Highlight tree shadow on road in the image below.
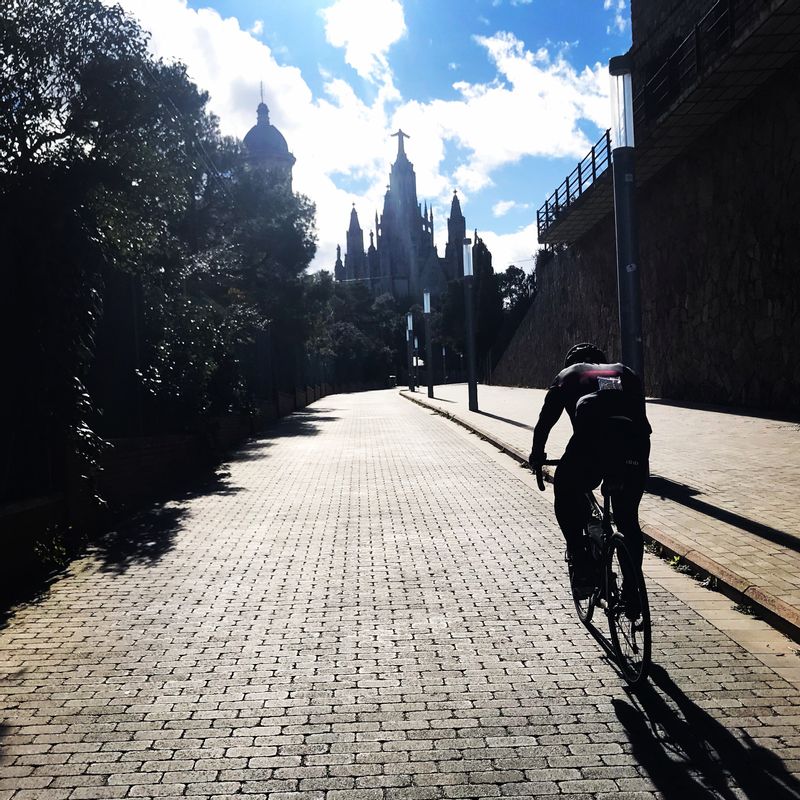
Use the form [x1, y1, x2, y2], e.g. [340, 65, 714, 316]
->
[0, 468, 243, 627]
[614, 662, 800, 799]
[227, 408, 340, 462]
[0, 407, 338, 624]
[0, 722, 11, 767]
[90, 468, 245, 575]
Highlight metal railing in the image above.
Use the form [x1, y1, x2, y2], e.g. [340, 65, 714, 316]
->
[536, 0, 772, 241]
[536, 130, 612, 241]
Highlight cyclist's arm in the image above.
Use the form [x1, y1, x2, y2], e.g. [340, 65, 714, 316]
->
[531, 384, 565, 461]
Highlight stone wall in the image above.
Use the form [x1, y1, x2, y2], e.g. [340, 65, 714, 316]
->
[632, 0, 713, 81]
[493, 55, 800, 416]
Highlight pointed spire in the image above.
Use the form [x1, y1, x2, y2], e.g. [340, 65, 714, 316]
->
[423, 200, 428, 216]
[369, 230, 375, 248]
[450, 189, 463, 218]
[336, 243, 341, 260]
[349, 203, 361, 231]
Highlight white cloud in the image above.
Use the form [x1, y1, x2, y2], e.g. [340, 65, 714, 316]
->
[249, 19, 263, 36]
[492, 199, 530, 217]
[604, 0, 629, 34]
[320, 0, 406, 84]
[409, 32, 609, 193]
[109, 2, 607, 274]
[479, 220, 540, 272]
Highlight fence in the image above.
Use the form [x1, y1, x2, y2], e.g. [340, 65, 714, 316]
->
[536, 130, 612, 241]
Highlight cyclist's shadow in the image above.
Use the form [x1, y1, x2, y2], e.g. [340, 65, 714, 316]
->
[614, 662, 800, 799]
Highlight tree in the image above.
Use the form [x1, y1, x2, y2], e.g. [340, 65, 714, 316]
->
[498, 265, 534, 311]
[1, 0, 218, 501]
[1, 0, 323, 503]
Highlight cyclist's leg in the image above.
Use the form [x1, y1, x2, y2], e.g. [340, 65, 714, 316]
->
[610, 437, 650, 569]
[609, 437, 650, 618]
[554, 439, 601, 582]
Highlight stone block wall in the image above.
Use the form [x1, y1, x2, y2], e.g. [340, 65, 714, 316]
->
[493, 56, 800, 416]
[632, 0, 712, 81]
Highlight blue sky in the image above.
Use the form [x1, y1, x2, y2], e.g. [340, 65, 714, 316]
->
[117, 0, 631, 271]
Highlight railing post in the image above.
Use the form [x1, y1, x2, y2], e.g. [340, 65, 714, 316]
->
[578, 161, 583, 193]
[591, 144, 597, 181]
[565, 174, 571, 204]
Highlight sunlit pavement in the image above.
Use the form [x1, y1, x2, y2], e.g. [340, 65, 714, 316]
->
[404, 382, 800, 650]
[1, 389, 800, 799]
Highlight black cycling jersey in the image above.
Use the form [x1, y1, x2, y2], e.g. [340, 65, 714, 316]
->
[531, 362, 651, 459]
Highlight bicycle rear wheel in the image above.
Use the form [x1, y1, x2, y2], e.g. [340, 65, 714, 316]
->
[605, 533, 651, 686]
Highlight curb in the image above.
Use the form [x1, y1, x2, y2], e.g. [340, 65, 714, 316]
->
[401, 389, 800, 643]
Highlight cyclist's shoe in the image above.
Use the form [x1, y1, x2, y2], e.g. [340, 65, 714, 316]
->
[621, 583, 642, 620]
[568, 548, 594, 600]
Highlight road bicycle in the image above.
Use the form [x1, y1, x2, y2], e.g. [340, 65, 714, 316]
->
[536, 459, 652, 687]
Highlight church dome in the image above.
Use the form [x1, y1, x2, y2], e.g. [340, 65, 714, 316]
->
[243, 102, 292, 160]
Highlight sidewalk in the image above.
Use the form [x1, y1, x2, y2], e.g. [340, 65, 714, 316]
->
[402, 383, 800, 637]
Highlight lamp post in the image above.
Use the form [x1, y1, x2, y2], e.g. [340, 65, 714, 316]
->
[423, 290, 434, 398]
[414, 336, 419, 387]
[406, 311, 415, 391]
[610, 54, 644, 380]
[442, 345, 447, 384]
[462, 238, 479, 412]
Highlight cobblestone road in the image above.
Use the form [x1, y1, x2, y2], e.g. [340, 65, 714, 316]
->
[405, 384, 800, 632]
[2, 390, 800, 799]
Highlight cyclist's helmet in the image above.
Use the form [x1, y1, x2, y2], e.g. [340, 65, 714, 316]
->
[564, 342, 607, 368]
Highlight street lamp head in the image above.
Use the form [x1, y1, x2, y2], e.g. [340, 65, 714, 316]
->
[423, 290, 431, 314]
[406, 311, 413, 331]
[462, 238, 473, 277]
[608, 53, 632, 76]
[609, 53, 634, 149]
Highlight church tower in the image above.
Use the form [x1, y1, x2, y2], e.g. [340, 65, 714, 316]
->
[334, 245, 345, 282]
[445, 191, 466, 278]
[243, 94, 296, 188]
[334, 130, 489, 300]
[345, 206, 367, 280]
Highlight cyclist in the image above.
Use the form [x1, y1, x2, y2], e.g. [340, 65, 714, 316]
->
[528, 343, 651, 599]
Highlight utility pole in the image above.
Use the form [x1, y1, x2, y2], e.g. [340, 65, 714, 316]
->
[462, 239, 479, 412]
[406, 311, 415, 391]
[424, 290, 434, 399]
[610, 54, 644, 379]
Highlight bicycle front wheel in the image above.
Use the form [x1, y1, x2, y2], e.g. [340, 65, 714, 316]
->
[569, 556, 596, 625]
[605, 533, 651, 687]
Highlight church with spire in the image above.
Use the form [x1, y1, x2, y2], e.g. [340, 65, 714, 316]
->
[242, 86, 296, 189]
[334, 130, 483, 300]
